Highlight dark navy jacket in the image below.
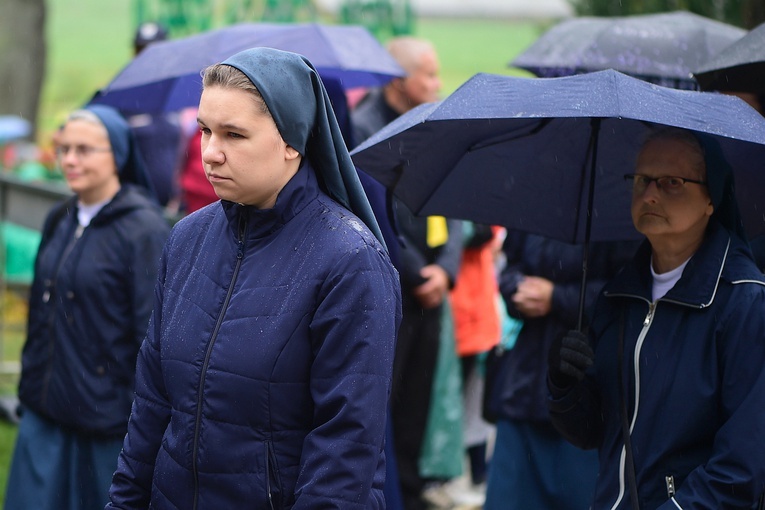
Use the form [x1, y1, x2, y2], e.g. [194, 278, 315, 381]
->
[20, 185, 169, 437]
[550, 223, 765, 509]
[487, 232, 634, 423]
[108, 164, 402, 509]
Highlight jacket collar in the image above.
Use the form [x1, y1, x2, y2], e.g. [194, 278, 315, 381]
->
[604, 222, 749, 307]
[68, 184, 157, 227]
[222, 160, 319, 240]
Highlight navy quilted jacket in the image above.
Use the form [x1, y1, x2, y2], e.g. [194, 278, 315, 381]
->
[107, 164, 402, 509]
[550, 223, 765, 509]
[20, 185, 169, 437]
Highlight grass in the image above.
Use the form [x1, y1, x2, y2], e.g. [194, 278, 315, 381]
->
[6, 0, 551, 504]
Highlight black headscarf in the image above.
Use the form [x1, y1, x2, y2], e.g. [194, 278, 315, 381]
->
[85, 104, 156, 197]
[221, 47, 385, 246]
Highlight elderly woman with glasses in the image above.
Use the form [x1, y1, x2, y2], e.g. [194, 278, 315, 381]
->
[3, 105, 170, 510]
[547, 127, 765, 509]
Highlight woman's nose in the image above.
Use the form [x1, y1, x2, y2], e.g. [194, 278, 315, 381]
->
[202, 137, 224, 165]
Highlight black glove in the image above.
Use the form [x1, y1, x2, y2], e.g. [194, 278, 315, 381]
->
[548, 330, 594, 389]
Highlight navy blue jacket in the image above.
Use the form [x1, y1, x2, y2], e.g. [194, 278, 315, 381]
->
[550, 223, 765, 509]
[19, 185, 169, 437]
[487, 232, 634, 423]
[107, 164, 402, 509]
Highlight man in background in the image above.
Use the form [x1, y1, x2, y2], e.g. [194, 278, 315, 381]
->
[352, 36, 463, 510]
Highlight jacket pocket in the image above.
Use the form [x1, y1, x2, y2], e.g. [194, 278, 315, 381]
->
[265, 440, 283, 510]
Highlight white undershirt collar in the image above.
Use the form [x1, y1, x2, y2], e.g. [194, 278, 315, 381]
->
[651, 257, 691, 301]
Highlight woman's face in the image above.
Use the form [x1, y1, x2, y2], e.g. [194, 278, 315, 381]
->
[631, 137, 714, 249]
[197, 86, 301, 208]
[57, 119, 120, 204]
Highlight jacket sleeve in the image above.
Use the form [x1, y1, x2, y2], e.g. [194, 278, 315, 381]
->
[292, 244, 402, 510]
[657, 289, 765, 509]
[498, 231, 526, 319]
[550, 240, 633, 327]
[107, 253, 172, 509]
[128, 215, 170, 346]
[549, 276, 608, 327]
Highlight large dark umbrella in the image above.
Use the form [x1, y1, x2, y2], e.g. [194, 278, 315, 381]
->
[511, 11, 746, 89]
[693, 21, 765, 93]
[350, 70, 765, 326]
[89, 22, 404, 114]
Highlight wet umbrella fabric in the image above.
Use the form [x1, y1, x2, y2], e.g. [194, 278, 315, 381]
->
[693, 21, 765, 93]
[350, 69, 765, 327]
[88, 22, 404, 114]
[511, 11, 746, 89]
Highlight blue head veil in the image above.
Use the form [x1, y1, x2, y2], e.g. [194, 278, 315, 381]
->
[84, 104, 156, 197]
[221, 47, 385, 246]
[694, 132, 747, 242]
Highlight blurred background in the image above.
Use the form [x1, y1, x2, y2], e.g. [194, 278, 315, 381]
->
[1, 0, 764, 502]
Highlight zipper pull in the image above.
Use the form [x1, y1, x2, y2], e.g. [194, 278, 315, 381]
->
[665, 475, 676, 498]
[74, 224, 84, 239]
[643, 302, 655, 327]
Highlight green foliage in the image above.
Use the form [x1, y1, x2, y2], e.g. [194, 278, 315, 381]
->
[340, 0, 415, 39]
[134, 0, 321, 36]
[568, 0, 762, 28]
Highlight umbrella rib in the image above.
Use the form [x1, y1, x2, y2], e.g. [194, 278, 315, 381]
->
[468, 119, 553, 152]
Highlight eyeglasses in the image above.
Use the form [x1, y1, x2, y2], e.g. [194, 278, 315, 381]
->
[623, 174, 707, 196]
[55, 144, 112, 160]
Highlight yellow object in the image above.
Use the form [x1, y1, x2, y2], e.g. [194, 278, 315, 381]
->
[426, 216, 448, 248]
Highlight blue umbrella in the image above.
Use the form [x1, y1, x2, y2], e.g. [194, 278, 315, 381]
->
[89, 22, 404, 114]
[350, 70, 765, 327]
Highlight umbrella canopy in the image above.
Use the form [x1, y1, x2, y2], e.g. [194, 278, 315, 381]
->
[693, 21, 765, 93]
[89, 22, 404, 114]
[350, 69, 765, 245]
[511, 11, 746, 89]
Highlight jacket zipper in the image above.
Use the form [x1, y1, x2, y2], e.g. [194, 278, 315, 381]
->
[265, 440, 280, 510]
[40, 223, 85, 408]
[191, 218, 246, 510]
[611, 300, 655, 510]
[666, 475, 683, 509]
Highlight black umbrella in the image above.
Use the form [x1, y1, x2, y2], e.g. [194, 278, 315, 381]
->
[693, 21, 765, 93]
[350, 70, 765, 327]
[511, 11, 746, 90]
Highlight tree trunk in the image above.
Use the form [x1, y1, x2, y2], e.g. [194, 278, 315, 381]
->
[0, 0, 46, 137]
